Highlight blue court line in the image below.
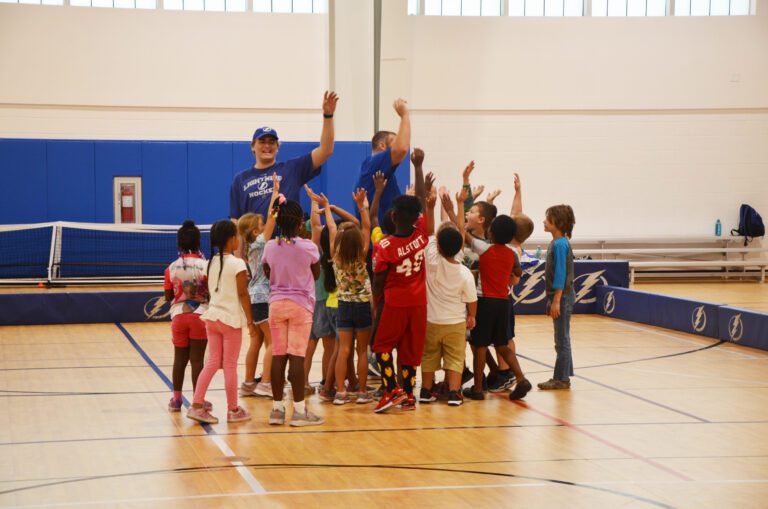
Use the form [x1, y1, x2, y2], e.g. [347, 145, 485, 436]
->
[114, 323, 203, 425]
[518, 353, 710, 423]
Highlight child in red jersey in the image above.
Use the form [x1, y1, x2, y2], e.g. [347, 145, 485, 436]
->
[371, 148, 433, 413]
[466, 215, 533, 401]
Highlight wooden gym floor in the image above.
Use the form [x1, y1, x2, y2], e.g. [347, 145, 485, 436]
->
[0, 283, 766, 508]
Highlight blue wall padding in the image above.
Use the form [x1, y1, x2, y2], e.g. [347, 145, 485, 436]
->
[512, 261, 629, 315]
[47, 141, 96, 222]
[597, 285, 721, 339]
[0, 139, 389, 226]
[718, 306, 768, 350]
[141, 142, 189, 224]
[0, 139, 48, 223]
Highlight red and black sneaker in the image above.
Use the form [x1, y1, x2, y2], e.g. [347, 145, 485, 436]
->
[374, 387, 407, 413]
[399, 395, 416, 411]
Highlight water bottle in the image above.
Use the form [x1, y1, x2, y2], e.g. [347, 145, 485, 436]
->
[715, 219, 722, 237]
[535, 246, 542, 260]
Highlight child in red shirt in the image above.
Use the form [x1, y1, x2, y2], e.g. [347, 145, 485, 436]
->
[371, 148, 433, 413]
[467, 215, 532, 401]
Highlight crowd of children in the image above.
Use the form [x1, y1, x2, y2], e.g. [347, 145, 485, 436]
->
[164, 148, 577, 426]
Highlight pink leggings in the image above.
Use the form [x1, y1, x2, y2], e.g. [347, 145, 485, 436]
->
[193, 320, 242, 410]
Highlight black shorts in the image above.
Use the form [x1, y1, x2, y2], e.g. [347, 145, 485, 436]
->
[507, 295, 516, 339]
[251, 303, 269, 324]
[470, 297, 510, 348]
[336, 301, 373, 331]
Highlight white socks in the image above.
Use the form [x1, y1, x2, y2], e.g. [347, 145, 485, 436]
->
[293, 400, 306, 414]
[272, 400, 284, 411]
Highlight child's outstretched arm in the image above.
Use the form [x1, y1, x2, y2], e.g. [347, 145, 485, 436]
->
[353, 188, 371, 255]
[511, 173, 522, 217]
[411, 147, 426, 210]
[440, 191, 457, 226]
[310, 194, 322, 249]
[425, 185, 437, 236]
[370, 171, 386, 230]
[262, 172, 280, 241]
[456, 187, 468, 240]
[462, 161, 476, 213]
[305, 185, 336, 254]
[329, 204, 360, 226]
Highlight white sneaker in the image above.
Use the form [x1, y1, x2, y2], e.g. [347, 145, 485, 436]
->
[255, 382, 273, 398]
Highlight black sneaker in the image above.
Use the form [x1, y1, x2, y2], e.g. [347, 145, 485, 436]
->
[461, 367, 474, 386]
[418, 387, 436, 403]
[462, 386, 485, 400]
[509, 379, 532, 400]
[448, 391, 463, 406]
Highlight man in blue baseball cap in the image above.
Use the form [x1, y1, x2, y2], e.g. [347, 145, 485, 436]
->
[230, 91, 339, 220]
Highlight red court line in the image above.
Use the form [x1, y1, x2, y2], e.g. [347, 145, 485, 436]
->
[498, 395, 693, 482]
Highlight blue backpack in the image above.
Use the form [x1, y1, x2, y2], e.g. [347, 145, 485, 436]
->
[731, 204, 765, 245]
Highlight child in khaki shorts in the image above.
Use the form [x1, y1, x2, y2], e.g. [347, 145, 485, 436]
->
[420, 192, 478, 406]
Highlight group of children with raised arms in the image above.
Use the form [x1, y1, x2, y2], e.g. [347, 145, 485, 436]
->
[164, 151, 577, 425]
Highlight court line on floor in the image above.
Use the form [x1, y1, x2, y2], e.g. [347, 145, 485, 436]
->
[500, 396, 693, 482]
[5, 417, 768, 448]
[518, 353, 710, 423]
[0, 462, 677, 509]
[611, 320, 766, 360]
[114, 322, 265, 494]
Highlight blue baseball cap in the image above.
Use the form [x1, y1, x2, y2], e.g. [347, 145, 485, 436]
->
[252, 126, 279, 142]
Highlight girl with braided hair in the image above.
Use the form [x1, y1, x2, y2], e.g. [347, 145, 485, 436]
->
[187, 220, 257, 425]
[262, 197, 324, 426]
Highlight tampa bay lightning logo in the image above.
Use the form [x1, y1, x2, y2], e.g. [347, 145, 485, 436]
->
[573, 270, 608, 304]
[603, 290, 616, 315]
[258, 180, 270, 191]
[144, 296, 171, 320]
[511, 266, 546, 305]
[728, 314, 744, 342]
[691, 306, 707, 333]
[512, 269, 609, 305]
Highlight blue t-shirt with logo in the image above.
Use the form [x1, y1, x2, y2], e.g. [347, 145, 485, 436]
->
[229, 153, 320, 219]
[354, 148, 401, 227]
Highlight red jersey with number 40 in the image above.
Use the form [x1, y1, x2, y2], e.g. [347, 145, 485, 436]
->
[373, 215, 429, 307]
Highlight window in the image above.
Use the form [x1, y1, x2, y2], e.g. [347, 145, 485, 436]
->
[0, 0, 64, 4]
[675, 0, 750, 14]
[69, 0, 156, 7]
[252, 0, 327, 12]
[422, 0, 503, 15]
[509, 0, 583, 15]
[592, 0, 667, 15]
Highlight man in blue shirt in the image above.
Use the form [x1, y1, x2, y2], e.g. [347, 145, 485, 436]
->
[354, 98, 411, 227]
[230, 91, 339, 220]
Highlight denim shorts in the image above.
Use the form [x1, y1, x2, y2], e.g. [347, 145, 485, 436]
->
[311, 299, 338, 339]
[336, 300, 373, 331]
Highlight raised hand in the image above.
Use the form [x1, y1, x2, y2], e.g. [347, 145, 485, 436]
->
[411, 147, 424, 167]
[514, 172, 521, 193]
[424, 171, 436, 195]
[462, 161, 475, 185]
[456, 186, 469, 204]
[322, 91, 339, 116]
[405, 184, 415, 196]
[486, 189, 501, 204]
[426, 186, 438, 209]
[373, 171, 388, 193]
[353, 188, 368, 210]
[304, 184, 329, 207]
[271, 172, 280, 198]
[472, 185, 485, 200]
[440, 191, 454, 214]
[393, 98, 409, 117]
